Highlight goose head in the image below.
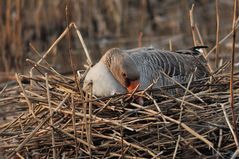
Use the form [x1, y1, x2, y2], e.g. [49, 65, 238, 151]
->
[102, 48, 140, 93]
[83, 48, 140, 96]
[83, 61, 127, 96]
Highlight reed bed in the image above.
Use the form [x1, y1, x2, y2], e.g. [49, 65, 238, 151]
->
[0, 49, 239, 158]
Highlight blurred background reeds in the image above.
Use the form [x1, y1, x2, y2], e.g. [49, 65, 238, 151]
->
[0, 0, 238, 80]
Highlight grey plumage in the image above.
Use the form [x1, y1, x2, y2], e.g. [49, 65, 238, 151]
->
[124, 47, 210, 90]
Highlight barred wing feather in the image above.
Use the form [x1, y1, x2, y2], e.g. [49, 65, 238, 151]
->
[125, 47, 209, 90]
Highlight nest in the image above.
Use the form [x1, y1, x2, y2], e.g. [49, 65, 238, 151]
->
[0, 59, 239, 159]
[1, 24, 239, 159]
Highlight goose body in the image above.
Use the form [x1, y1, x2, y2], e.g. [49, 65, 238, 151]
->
[83, 47, 210, 96]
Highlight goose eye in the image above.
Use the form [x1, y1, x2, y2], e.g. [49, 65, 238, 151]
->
[122, 72, 127, 78]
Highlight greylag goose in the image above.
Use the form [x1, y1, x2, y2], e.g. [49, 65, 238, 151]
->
[83, 47, 210, 96]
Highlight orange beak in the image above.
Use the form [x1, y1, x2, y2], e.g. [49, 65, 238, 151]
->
[127, 80, 139, 92]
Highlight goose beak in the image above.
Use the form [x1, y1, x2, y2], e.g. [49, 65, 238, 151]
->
[127, 80, 139, 92]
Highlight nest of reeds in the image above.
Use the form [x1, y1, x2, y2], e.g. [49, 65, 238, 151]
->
[1, 23, 239, 159]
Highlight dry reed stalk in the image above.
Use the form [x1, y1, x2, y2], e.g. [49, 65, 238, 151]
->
[125, 84, 140, 101]
[138, 32, 143, 48]
[32, 23, 74, 71]
[15, 0, 22, 71]
[88, 82, 93, 157]
[0, 1, 1, 70]
[72, 23, 92, 66]
[29, 43, 58, 74]
[216, 128, 223, 159]
[231, 148, 239, 159]
[189, 4, 197, 46]
[172, 135, 181, 159]
[3, 0, 12, 73]
[71, 94, 78, 157]
[221, 104, 239, 147]
[5, 0, 11, 45]
[215, 0, 220, 69]
[26, 59, 49, 76]
[120, 120, 124, 159]
[145, 93, 166, 123]
[178, 71, 194, 129]
[230, 0, 239, 145]
[169, 39, 172, 51]
[65, 0, 79, 92]
[65, 11, 83, 154]
[16, 152, 24, 159]
[45, 73, 56, 158]
[0, 84, 8, 95]
[15, 73, 35, 118]
[195, 25, 207, 55]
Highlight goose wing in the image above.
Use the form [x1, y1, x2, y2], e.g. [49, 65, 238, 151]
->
[125, 47, 210, 89]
